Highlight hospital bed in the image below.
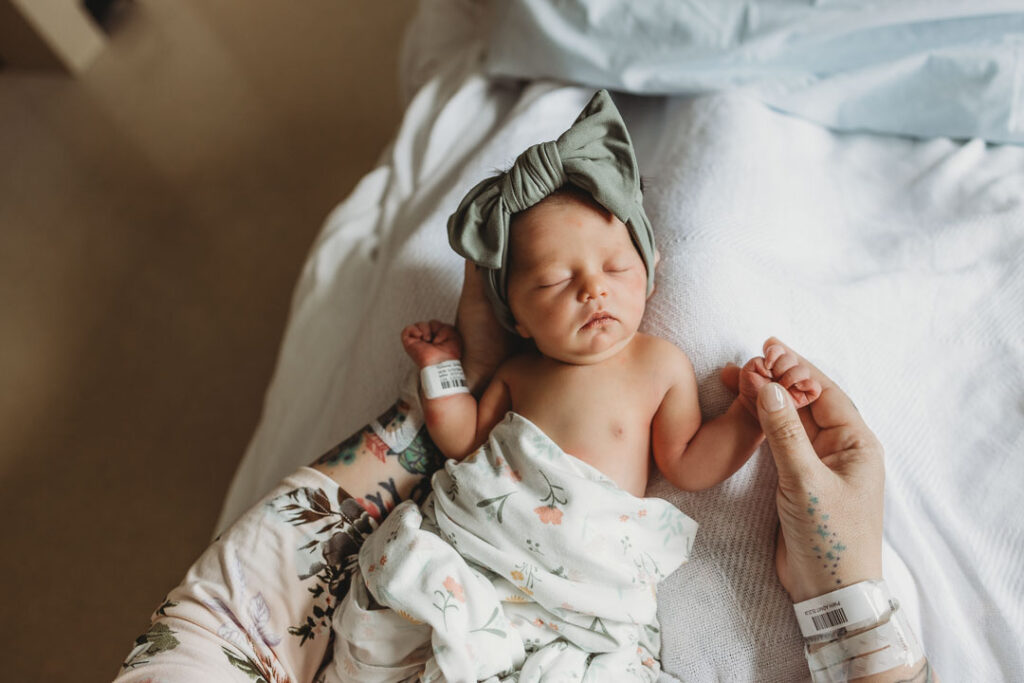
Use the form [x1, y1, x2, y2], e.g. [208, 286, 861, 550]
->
[215, 1, 1024, 680]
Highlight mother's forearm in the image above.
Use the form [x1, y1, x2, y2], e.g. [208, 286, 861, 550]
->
[311, 398, 445, 520]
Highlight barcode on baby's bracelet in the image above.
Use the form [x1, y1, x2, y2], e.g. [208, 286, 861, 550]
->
[811, 607, 848, 631]
[421, 361, 469, 399]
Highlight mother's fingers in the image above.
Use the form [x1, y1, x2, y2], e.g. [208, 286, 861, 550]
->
[757, 382, 825, 485]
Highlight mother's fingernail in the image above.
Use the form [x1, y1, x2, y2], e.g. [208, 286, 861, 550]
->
[763, 383, 787, 412]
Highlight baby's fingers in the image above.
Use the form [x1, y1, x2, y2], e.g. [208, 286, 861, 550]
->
[737, 356, 774, 417]
[417, 320, 437, 341]
[763, 342, 823, 409]
[789, 378, 823, 408]
[771, 360, 821, 409]
[775, 362, 811, 391]
[401, 324, 422, 342]
[763, 343, 787, 372]
[749, 356, 771, 379]
[402, 321, 433, 343]
[429, 320, 451, 344]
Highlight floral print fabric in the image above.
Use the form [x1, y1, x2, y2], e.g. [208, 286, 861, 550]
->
[332, 412, 699, 682]
[114, 467, 375, 683]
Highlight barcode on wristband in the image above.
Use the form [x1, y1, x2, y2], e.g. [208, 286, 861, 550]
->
[421, 361, 471, 399]
[794, 580, 892, 641]
[811, 607, 848, 631]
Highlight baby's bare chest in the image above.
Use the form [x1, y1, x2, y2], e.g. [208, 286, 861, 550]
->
[505, 360, 667, 494]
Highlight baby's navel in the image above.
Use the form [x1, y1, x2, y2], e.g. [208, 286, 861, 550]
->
[611, 422, 626, 439]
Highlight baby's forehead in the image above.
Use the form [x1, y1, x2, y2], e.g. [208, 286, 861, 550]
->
[510, 186, 608, 234]
[506, 185, 643, 266]
[509, 218, 636, 271]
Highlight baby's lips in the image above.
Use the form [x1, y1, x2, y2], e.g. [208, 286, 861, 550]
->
[585, 309, 614, 323]
[581, 311, 615, 329]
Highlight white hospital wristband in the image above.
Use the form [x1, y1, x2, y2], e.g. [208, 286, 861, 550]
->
[794, 579, 895, 643]
[419, 360, 470, 399]
[806, 604, 925, 682]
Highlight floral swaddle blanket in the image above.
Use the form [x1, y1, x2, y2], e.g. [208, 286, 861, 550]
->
[330, 412, 698, 682]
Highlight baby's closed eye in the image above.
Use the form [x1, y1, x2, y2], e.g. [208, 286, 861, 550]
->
[604, 260, 637, 276]
[538, 276, 570, 289]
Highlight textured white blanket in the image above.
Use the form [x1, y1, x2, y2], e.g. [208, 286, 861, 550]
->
[217, 40, 1024, 682]
[637, 91, 1024, 681]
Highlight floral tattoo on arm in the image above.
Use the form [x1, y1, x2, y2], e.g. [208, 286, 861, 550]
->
[313, 399, 445, 518]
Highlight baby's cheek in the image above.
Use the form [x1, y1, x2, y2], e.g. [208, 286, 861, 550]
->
[626, 282, 649, 319]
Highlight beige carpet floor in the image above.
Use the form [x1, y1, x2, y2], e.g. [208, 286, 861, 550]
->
[0, 2, 415, 679]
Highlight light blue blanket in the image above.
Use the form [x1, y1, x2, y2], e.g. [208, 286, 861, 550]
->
[485, 0, 1024, 144]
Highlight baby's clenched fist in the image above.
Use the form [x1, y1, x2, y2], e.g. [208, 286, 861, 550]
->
[737, 341, 822, 418]
[401, 320, 463, 369]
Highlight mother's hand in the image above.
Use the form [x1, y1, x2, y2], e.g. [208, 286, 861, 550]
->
[727, 338, 885, 602]
[454, 261, 517, 395]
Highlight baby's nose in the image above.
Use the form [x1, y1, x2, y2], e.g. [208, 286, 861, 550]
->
[577, 273, 608, 302]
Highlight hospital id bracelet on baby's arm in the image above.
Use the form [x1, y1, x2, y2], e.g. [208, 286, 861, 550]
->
[794, 580, 925, 682]
[420, 360, 470, 399]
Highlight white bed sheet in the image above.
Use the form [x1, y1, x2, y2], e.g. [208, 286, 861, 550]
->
[216, 9, 1024, 682]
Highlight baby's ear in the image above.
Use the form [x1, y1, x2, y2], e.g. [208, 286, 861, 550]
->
[513, 321, 532, 339]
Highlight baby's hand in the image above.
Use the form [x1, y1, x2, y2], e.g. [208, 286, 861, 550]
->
[401, 320, 463, 368]
[737, 341, 822, 417]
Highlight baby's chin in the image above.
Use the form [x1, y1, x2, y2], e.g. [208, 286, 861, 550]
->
[540, 329, 637, 365]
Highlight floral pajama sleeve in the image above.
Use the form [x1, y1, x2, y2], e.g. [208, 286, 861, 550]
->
[114, 467, 375, 683]
[114, 387, 443, 683]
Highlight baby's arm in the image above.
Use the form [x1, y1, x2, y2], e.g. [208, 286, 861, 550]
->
[653, 341, 823, 492]
[652, 342, 765, 492]
[401, 320, 510, 460]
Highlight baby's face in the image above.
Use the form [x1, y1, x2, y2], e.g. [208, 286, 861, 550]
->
[506, 192, 648, 365]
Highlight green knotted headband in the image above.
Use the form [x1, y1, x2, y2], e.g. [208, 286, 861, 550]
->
[447, 89, 656, 333]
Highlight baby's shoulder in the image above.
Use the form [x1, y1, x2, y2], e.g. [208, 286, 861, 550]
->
[631, 334, 695, 391]
[633, 333, 692, 367]
[632, 334, 698, 403]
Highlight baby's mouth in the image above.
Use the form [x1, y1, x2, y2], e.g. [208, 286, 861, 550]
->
[581, 311, 616, 331]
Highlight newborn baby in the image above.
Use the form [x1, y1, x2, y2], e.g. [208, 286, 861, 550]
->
[404, 184, 819, 497]
[333, 90, 821, 682]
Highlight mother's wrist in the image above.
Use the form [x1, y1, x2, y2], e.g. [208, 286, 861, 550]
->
[788, 554, 885, 604]
[794, 580, 926, 682]
[793, 579, 893, 644]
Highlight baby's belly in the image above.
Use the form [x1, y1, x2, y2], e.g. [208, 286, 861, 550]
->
[515, 409, 650, 497]
[576, 446, 650, 497]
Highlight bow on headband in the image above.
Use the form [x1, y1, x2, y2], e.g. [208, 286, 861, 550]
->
[447, 89, 656, 332]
